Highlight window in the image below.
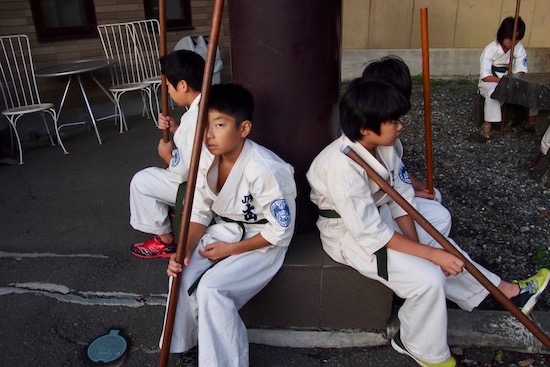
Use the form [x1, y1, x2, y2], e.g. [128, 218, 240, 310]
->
[30, 0, 98, 42]
[144, 0, 193, 30]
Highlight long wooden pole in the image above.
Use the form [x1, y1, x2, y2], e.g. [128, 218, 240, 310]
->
[343, 145, 550, 350]
[500, 0, 521, 135]
[420, 8, 434, 195]
[157, 1, 225, 366]
[159, 0, 169, 144]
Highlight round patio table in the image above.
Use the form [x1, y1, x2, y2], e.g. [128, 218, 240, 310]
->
[36, 58, 117, 147]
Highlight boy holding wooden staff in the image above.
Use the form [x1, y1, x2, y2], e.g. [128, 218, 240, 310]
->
[164, 83, 297, 366]
[129, 50, 208, 259]
[307, 78, 549, 367]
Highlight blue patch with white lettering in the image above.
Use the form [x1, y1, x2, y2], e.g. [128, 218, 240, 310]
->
[171, 149, 180, 167]
[270, 199, 291, 227]
[523, 57, 528, 68]
[399, 162, 412, 184]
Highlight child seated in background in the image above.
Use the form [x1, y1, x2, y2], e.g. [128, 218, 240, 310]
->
[478, 16, 538, 139]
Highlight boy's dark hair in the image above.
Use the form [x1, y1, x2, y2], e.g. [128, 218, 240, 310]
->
[160, 50, 205, 91]
[497, 16, 526, 44]
[361, 56, 412, 101]
[340, 78, 410, 141]
[208, 84, 254, 123]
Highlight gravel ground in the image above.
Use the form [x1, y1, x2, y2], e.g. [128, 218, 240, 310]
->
[400, 78, 550, 311]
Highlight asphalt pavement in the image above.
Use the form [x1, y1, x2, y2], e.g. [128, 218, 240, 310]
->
[1, 113, 550, 367]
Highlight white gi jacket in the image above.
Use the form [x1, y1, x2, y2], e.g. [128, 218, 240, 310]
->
[163, 139, 297, 366]
[192, 139, 297, 249]
[479, 40, 528, 82]
[306, 134, 416, 264]
[167, 94, 201, 184]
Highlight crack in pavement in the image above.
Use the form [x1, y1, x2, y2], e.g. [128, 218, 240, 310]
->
[0, 282, 167, 307]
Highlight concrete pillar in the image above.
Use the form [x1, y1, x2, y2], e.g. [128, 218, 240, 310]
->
[228, 0, 342, 234]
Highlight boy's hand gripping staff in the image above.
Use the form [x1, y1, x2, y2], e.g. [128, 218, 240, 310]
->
[157, 1, 225, 366]
[343, 145, 550, 350]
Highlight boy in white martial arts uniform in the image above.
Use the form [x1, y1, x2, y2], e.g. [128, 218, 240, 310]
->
[361, 56, 450, 237]
[164, 84, 297, 366]
[478, 16, 538, 139]
[130, 50, 206, 259]
[306, 79, 549, 367]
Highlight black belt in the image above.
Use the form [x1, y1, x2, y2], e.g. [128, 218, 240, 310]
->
[219, 216, 268, 241]
[187, 216, 268, 295]
[317, 207, 388, 281]
[492, 65, 508, 77]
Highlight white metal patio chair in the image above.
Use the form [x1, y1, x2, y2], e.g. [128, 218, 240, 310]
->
[0, 34, 62, 165]
[129, 19, 161, 124]
[97, 23, 150, 133]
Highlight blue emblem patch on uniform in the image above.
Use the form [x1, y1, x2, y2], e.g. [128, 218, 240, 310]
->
[171, 149, 180, 167]
[270, 199, 291, 227]
[523, 57, 528, 67]
[399, 162, 412, 184]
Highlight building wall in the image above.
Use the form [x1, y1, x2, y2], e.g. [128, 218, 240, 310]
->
[1, 0, 550, 107]
[341, 0, 550, 80]
[343, 0, 550, 49]
[0, 0, 231, 108]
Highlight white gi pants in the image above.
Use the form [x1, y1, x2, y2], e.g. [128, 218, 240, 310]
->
[129, 167, 179, 235]
[541, 125, 550, 155]
[343, 204, 501, 364]
[160, 226, 286, 367]
[479, 81, 538, 122]
[414, 195, 451, 237]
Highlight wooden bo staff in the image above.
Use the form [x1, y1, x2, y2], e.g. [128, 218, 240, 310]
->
[420, 7, 434, 195]
[500, 0, 522, 135]
[157, 0, 225, 366]
[343, 145, 550, 350]
[159, 0, 169, 144]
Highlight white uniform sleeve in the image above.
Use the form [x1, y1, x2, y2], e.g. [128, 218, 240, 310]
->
[190, 159, 214, 226]
[328, 159, 394, 256]
[388, 160, 416, 219]
[512, 43, 528, 74]
[167, 108, 198, 183]
[248, 163, 297, 248]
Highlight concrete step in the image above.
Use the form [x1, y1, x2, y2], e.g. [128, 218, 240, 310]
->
[240, 233, 394, 331]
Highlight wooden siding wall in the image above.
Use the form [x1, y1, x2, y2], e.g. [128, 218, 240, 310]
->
[343, 0, 550, 49]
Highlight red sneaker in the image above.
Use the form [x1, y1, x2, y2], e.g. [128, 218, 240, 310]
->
[131, 236, 176, 259]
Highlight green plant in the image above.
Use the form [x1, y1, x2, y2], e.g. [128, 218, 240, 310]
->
[431, 79, 445, 88]
[456, 75, 473, 84]
[534, 247, 550, 269]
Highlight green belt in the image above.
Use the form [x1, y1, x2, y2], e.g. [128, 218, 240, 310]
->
[172, 182, 187, 239]
[492, 65, 508, 77]
[187, 216, 268, 295]
[317, 207, 388, 281]
[318, 208, 341, 218]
